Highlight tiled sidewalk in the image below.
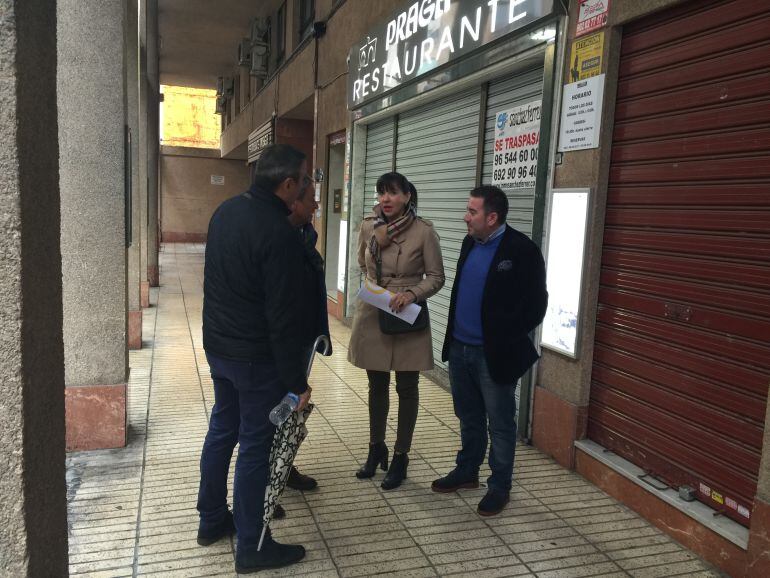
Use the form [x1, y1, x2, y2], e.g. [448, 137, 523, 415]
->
[66, 244, 721, 577]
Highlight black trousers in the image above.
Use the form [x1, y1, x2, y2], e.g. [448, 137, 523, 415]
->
[366, 370, 419, 454]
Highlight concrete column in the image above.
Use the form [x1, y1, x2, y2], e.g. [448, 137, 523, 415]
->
[533, 0, 618, 468]
[126, 0, 143, 348]
[59, 0, 129, 450]
[146, 0, 160, 287]
[138, 0, 150, 307]
[0, 1, 69, 573]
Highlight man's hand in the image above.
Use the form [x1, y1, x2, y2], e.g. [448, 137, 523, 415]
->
[297, 386, 312, 411]
[389, 291, 416, 313]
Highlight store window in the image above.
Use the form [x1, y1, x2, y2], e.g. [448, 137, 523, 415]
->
[297, 0, 314, 42]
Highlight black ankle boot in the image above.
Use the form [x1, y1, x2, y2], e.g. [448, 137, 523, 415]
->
[356, 442, 388, 479]
[381, 452, 409, 490]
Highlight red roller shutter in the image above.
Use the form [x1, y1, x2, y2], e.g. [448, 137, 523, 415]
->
[588, 0, 770, 527]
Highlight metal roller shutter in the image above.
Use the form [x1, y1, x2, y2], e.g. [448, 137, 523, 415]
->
[363, 119, 395, 217]
[589, 0, 770, 527]
[353, 119, 395, 292]
[395, 88, 482, 368]
[482, 66, 545, 237]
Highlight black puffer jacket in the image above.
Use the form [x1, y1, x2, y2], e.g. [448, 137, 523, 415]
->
[202, 183, 316, 394]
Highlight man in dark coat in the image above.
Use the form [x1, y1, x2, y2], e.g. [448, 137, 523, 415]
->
[196, 144, 315, 573]
[283, 174, 333, 492]
[432, 185, 548, 516]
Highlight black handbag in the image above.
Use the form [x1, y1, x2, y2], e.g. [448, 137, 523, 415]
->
[378, 301, 429, 334]
[373, 248, 429, 335]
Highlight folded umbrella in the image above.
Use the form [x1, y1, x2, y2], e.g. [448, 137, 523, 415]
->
[258, 335, 331, 551]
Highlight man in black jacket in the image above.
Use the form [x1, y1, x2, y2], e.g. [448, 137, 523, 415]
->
[432, 185, 547, 516]
[196, 144, 315, 573]
[283, 173, 333, 492]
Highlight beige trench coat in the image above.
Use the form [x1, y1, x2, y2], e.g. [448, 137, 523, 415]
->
[348, 214, 445, 371]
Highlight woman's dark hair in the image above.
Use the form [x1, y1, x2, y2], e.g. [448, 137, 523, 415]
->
[254, 144, 306, 191]
[376, 172, 418, 208]
[470, 185, 509, 224]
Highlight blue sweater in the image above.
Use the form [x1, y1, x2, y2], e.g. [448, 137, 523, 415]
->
[453, 229, 505, 345]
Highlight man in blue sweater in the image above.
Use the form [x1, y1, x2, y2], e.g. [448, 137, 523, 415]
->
[433, 185, 548, 516]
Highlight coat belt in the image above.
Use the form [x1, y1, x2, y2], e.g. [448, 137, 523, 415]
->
[379, 276, 423, 287]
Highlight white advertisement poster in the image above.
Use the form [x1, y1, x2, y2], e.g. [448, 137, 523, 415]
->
[541, 189, 590, 357]
[558, 74, 605, 152]
[491, 99, 542, 189]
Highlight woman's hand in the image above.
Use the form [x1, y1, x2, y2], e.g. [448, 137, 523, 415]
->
[389, 291, 416, 313]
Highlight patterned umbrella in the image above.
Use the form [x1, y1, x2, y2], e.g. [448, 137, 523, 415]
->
[257, 335, 330, 551]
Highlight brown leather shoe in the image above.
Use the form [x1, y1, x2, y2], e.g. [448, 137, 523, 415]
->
[286, 466, 318, 491]
[431, 469, 479, 493]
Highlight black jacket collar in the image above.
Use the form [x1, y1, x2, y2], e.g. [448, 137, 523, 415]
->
[246, 179, 291, 216]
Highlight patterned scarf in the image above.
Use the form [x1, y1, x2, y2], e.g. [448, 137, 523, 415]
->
[368, 204, 416, 264]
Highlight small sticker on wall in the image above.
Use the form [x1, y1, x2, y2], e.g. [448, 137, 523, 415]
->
[699, 482, 711, 496]
[738, 505, 751, 519]
[211, 175, 225, 185]
[725, 497, 738, 510]
[711, 490, 724, 505]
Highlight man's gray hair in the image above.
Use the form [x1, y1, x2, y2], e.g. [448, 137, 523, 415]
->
[255, 144, 306, 191]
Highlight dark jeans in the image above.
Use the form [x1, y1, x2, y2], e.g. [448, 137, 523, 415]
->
[449, 341, 517, 493]
[197, 352, 285, 550]
[366, 370, 419, 454]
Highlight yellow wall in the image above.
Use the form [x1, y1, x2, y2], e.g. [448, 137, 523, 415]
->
[160, 86, 220, 149]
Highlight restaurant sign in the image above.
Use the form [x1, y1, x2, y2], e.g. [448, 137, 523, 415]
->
[247, 118, 274, 164]
[348, 0, 555, 108]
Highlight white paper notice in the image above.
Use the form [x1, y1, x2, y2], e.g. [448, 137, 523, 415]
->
[558, 74, 605, 152]
[356, 279, 421, 324]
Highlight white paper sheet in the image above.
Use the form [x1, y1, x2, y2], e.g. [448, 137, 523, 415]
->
[356, 278, 421, 324]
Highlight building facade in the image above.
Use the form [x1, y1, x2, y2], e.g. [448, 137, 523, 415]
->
[1, 0, 768, 574]
[215, 1, 770, 575]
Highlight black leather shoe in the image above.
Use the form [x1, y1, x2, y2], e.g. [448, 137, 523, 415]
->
[356, 441, 388, 479]
[477, 490, 510, 516]
[431, 469, 479, 493]
[381, 452, 409, 490]
[197, 510, 235, 546]
[273, 503, 286, 520]
[286, 466, 318, 491]
[235, 538, 306, 574]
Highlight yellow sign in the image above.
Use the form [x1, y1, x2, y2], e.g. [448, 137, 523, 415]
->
[569, 31, 604, 82]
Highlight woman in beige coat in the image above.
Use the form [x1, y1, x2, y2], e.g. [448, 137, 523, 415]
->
[349, 172, 445, 489]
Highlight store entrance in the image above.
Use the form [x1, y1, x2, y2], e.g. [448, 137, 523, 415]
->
[325, 136, 346, 303]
